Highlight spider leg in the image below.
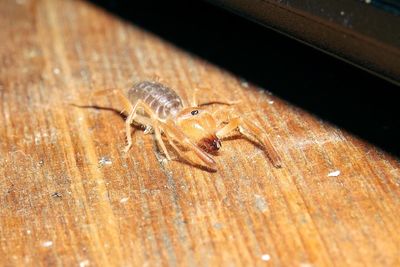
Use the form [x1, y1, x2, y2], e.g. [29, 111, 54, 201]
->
[92, 88, 133, 116]
[153, 122, 172, 160]
[124, 108, 136, 153]
[192, 86, 241, 107]
[124, 100, 155, 153]
[198, 100, 241, 107]
[91, 88, 135, 153]
[122, 100, 171, 160]
[216, 117, 282, 168]
[212, 105, 238, 120]
[162, 120, 217, 169]
[123, 114, 151, 151]
[191, 87, 199, 107]
[89, 88, 173, 161]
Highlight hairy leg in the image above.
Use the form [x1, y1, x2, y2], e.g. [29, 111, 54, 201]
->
[191, 87, 240, 107]
[92, 88, 133, 116]
[124, 109, 136, 153]
[122, 100, 160, 154]
[216, 117, 282, 168]
[89, 88, 173, 160]
[153, 122, 172, 160]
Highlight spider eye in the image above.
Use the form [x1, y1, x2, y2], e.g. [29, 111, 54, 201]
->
[191, 110, 199, 115]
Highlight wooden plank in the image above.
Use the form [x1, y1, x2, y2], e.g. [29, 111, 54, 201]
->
[0, 0, 399, 266]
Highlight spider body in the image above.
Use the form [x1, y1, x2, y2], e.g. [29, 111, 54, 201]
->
[101, 80, 282, 170]
[128, 80, 183, 120]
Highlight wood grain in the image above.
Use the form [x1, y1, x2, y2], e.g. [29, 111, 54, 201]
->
[1, 0, 399, 266]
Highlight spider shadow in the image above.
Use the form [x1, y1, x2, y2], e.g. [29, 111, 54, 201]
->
[169, 154, 218, 173]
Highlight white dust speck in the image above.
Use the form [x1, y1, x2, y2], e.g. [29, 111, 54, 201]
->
[120, 197, 129, 203]
[365, 0, 371, 3]
[340, 11, 345, 15]
[261, 254, 271, 261]
[254, 194, 268, 212]
[79, 260, 90, 267]
[41, 241, 53, 247]
[53, 68, 60, 75]
[34, 133, 41, 145]
[241, 80, 249, 88]
[327, 170, 341, 177]
[213, 222, 223, 230]
[26, 230, 31, 234]
[268, 100, 274, 104]
[98, 156, 112, 166]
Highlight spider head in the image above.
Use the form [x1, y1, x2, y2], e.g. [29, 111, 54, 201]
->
[176, 107, 221, 153]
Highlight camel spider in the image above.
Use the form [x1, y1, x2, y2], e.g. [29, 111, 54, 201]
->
[96, 80, 282, 170]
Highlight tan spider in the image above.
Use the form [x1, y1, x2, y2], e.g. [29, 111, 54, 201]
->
[96, 80, 282, 170]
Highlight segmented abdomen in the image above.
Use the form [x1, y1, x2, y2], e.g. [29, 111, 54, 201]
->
[128, 81, 183, 119]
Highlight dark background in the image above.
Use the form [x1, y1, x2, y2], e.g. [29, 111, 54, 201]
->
[89, 0, 400, 157]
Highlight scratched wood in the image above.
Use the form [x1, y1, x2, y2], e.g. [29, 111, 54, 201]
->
[1, 0, 400, 266]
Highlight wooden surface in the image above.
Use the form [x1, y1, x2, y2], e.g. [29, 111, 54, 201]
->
[1, 0, 400, 266]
